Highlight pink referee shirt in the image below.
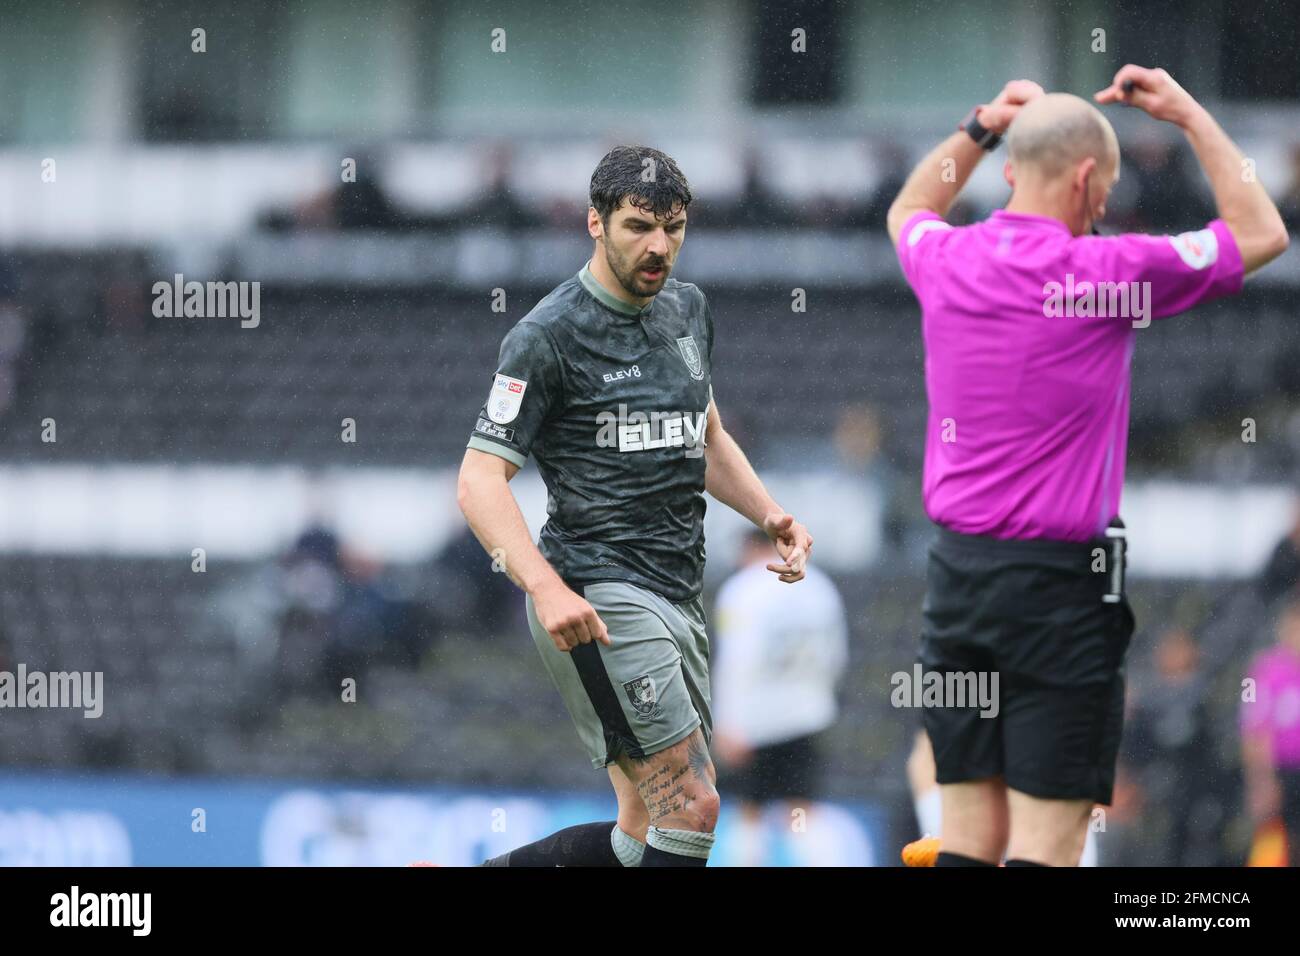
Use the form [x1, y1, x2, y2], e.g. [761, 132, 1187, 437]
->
[896, 209, 1245, 541]
[1241, 646, 1300, 768]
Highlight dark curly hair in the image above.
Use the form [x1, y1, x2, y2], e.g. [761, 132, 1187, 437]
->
[589, 145, 693, 224]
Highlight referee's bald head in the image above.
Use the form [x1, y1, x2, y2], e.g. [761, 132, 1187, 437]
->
[1007, 93, 1120, 183]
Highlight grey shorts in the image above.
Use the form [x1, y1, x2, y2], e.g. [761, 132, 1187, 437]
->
[526, 581, 712, 770]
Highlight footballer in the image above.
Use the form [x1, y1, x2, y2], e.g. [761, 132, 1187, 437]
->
[457, 146, 813, 867]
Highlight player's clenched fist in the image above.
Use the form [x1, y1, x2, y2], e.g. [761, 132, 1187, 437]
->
[533, 581, 612, 651]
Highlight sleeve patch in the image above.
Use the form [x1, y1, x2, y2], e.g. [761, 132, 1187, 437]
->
[906, 218, 953, 247]
[487, 374, 527, 424]
[475, 418, 515, 442]
[1168, 228, 1218, 270]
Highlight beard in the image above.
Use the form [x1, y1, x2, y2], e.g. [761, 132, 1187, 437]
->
[603, 241, 672, 298]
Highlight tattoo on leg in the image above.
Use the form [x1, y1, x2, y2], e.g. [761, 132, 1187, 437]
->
[686, 733, 713, 784]
[635, 761, 693, 824]
[621, 736, 717, 828]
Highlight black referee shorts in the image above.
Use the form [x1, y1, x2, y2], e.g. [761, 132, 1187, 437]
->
[919, 524, 1135, 805]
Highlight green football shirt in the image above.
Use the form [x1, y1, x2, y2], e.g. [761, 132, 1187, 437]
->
[468, 262, 715, 602]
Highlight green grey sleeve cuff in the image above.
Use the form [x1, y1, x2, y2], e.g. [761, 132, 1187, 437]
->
[466, 435, 527, 468]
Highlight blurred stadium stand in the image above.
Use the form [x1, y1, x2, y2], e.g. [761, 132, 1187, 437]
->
[3, 172, 1300, 864]
[0, 548, 1278, 863]
[2, 253, 1299, 481]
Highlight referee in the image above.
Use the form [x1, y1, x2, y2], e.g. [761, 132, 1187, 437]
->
[887, 66, 1288, 867]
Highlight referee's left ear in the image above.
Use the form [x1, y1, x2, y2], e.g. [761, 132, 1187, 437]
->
[1074, 156, 1098, 196]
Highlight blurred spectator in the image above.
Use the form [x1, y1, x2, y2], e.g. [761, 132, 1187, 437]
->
[460, 143, 545, 229]
[1259, 505, 1300, 605]
[692, 145, 791, 229]
[853, 142, 908, 231]
[261, 151, 408, 232]
[0, 254, 26, 415]
[432, 525, 520, 637]
[1123, 137, 1213, 233]
[1125, 626, 1221, 865]
[1240, 591, 1300, 865]
[276, 525, 345, 694]
[1279, 144, 1300, 232]
[780, 402, 885, 472]
[333, 174, 407, 231]
[102, 252, 150, 335]
[712, 527, 848, 865]
[1096, 763, 1148, 867]
[834, 403, 903, 545]
[275, 524, 435, 697]
[833, 402, 884, 470]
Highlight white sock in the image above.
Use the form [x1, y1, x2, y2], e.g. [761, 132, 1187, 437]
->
[1080, 827, 1099, 867]
[611, 826, 645, 867]
[646, 825, 715, 861]
[914, 787, 942, 838]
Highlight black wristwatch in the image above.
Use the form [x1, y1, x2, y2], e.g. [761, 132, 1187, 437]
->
[961, 108, 1002, 151]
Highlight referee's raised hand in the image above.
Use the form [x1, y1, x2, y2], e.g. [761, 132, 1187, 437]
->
[974, 79, 1046, 134]
[1095, 65, 1199, 127]
[1097, 63, 1288, 273]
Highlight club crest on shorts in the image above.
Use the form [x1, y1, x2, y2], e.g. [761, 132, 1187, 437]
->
[487, 373, 527, 424]
[675, 335, 704, 381]
[622, 675, 660, 718]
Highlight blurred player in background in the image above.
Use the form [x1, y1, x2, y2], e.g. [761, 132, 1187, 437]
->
[1241, 590, 1300, 866]
[712, 527, 848, 865]
[458, 146, 813, 867]
[887, 66, 1288, 866]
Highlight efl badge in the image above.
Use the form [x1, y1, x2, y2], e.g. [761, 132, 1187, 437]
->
[487, 374, 527, 424]
[675, 335, 704, 381]
[1169, 228, 1218, 270]
[622, 675, 659, 718]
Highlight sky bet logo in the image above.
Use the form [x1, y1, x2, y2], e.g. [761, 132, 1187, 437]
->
[596, 404, 707, 458]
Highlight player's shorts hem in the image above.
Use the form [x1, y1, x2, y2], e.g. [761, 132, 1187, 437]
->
[933, 762, 1114, 806]
[1003, 776, 1111, 805]
[592, 717, 703, 769]
[933, 767, 1004, 788]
